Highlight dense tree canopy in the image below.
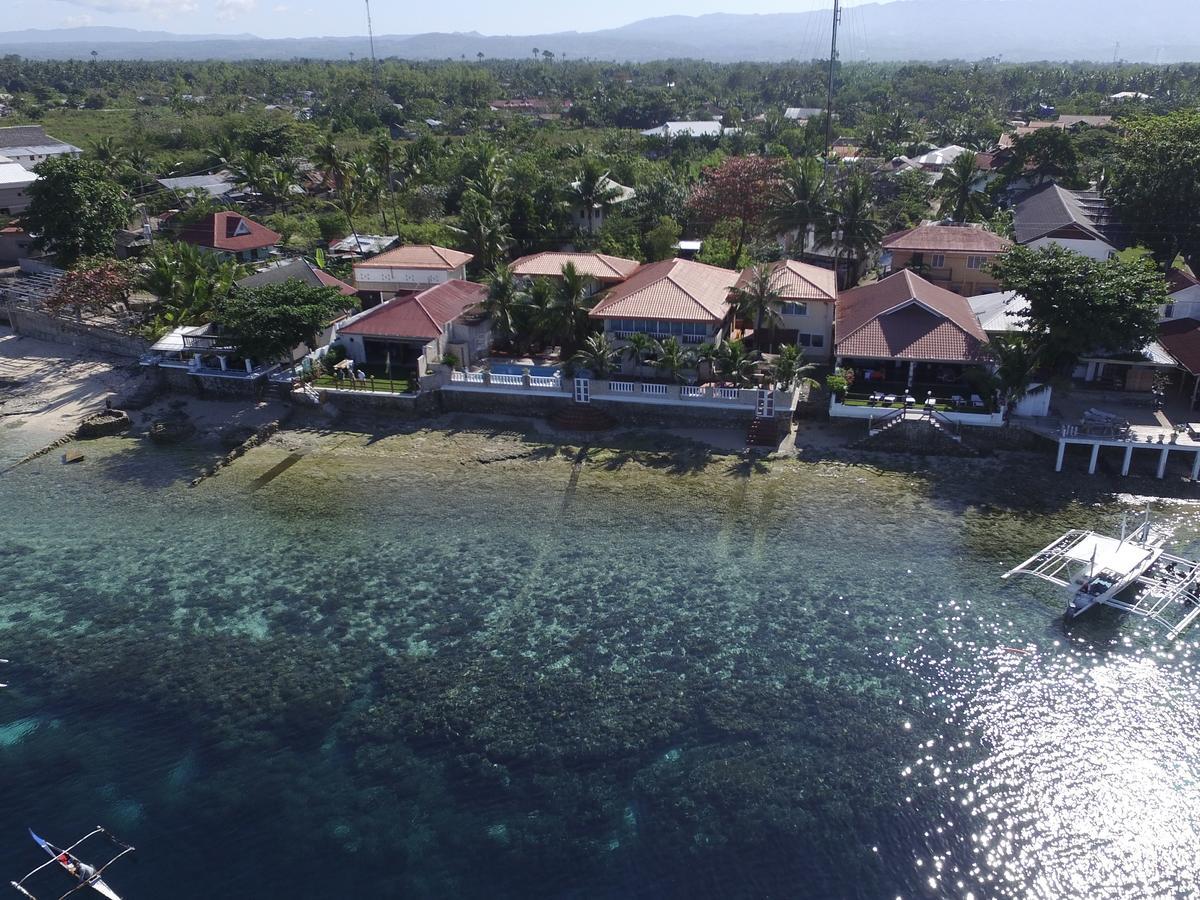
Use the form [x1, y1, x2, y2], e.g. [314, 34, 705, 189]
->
[218, 280, 351, 362]
[23, 156, 133, 265]
[990, 245, 1167, 376]
[1108, 111, 1200, 272]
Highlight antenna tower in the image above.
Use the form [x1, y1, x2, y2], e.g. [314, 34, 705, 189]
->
[824, 0, 842, 164]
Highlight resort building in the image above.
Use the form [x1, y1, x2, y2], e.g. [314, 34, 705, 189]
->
[335, 280, 491, 377]
[735, 259, 837, 360]
[352, 244, 474, 306]
[1012, 182, 1127, 260]
[0, 154, 36, 215]
[510, 252, 641, 291]
[881, 223, 1011, 296]
[588, 258, 740, 361]
[834, 269, 990, 392]
[176, 211, 280, 263]
[0, 125, 82, 171]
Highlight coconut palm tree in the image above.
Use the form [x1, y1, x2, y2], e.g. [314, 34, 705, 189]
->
[622, 331, 654, 376]
[573, 333, 620, 377]
[729, 264, 784, 353]
[204, 135, 240, 170]
[938, 151, 990, 223]
[693, 341, 722, 383]
[718, 338, 756, 386]
[823, 173, 884, 289]
[651, 336, 694, 383]
[769, 156, 829, 253]
[520, 277, 563, 352]
[369, 133, 402, 233]
[768, 344, 820, 391]
[87, 136, 127, 177]
[458, 191, 510, 276]
[984, 333, 1049, 414]
[570, 157, 622, 233]
[312, 135, 344, 191]
[480, 264, 521, 347]
[555, 262, 596, 355]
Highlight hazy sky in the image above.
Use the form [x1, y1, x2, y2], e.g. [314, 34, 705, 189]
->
[11, 0, 883, 38]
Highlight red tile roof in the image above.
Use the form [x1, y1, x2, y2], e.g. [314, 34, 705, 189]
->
[354, 244, 473, 270]
[1158, 318, 1200, 375]
[883, 224, 1011, 254]
[835, 270, 989, 363]
[736, 259, 837, 302]
[589, 257, 739, 323]
[177, 211, 280, 253]
[338, 279, 486, 341]
[511, 251, 641, 282]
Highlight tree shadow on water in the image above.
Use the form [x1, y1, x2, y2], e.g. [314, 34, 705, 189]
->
[85, 439, 216, 489]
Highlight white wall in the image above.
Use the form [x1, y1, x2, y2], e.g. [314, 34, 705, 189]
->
[1162, 284, 1200, 321]
[1013, 384, 1052, 417]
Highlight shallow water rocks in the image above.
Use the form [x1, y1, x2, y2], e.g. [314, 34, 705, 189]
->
[76, 408, 131, 438]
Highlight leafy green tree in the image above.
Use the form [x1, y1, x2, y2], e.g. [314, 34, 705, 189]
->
[989, 245, 1167, 377]
[140, 241, 247, 327]
[573, 332, 620, 377]
[937, 151, 990, 223]
[687, 155, 781, 267]
[25, 156, 132, 266]
[1108, 111, 1200, 272]
[877, 168, 933, 233]
[1002, 128, 1082, 188]
[218, 281, 349, 363]
[644, 216, 682, 262]
[768, 344, 819, 391]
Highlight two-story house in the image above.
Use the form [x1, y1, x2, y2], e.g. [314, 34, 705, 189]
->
[734, 259, 838, 361]
[1012, 182, 1128, 261]
[881, 223, 1011, 296]
[0, 154, 36, 215]
[176, 211, 280, 263]
[588, 258, 740, 361]
[352, 244, 474, 307]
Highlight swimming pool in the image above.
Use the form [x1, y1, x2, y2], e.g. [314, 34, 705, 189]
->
[489, 363, 560, 377]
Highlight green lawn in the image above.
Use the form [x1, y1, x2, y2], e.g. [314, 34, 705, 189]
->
[312, 374, 415, 394]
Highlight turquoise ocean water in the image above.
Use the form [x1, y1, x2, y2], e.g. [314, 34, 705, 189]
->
[1, 425, 1199, 899]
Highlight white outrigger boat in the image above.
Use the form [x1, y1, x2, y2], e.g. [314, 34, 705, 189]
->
[1004, 510, 1200, 640]
[10, 827, 134, 900]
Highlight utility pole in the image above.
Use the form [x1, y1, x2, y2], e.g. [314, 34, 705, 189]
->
[1112, 41, 1119, 64]
[365, 0, 378, 65]
[824, 0, 842, 166]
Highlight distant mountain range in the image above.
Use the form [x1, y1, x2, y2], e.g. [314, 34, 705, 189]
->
[3, 0, 1198, 63]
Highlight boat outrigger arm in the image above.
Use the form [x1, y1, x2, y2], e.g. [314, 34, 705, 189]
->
[1003, 513, 1200, 640]
[10, 827, 134, 900]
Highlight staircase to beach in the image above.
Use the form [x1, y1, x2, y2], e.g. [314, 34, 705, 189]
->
[856, 407, 976, 454]
[747, 415, 787, 448]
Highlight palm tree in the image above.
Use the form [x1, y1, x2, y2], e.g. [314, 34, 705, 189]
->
[693, 341, 722, 383]
[769, 156, 828, 253]
[521, 277, 563, 352]
[718, 338, 756, 386]
[570, 157, 622, 233]
[204, 135, 240, 170]
[768, 344, 819, 392]
[651, 336, 693, 383]
[312, 134, 344, 192]
[984, 333, 1049, 414]
[823, 174, 884, 289]
[140, 242, 247, 327]
[622, 331, 654, 376]
[555, 262, 596, 354]
[938, 151, 990, 223]
[729, 264, 784, 353]
[573, 333, 620, 378]
[266, 168, 297, 212]
[369, 133, 402, 233]
[480, 264, 521, 346]
[458, 192, 510, 275]
[88, 136, 127, 177]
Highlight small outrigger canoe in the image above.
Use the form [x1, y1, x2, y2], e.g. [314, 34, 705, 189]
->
[11, 827, 134, 900]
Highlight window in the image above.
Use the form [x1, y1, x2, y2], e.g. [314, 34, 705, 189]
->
[781, 301, 808, 316]
[811, 334, 824, 348]
[1164, 303, 1175, 319]
[796, 333, 825, 349]
[930, 254, 946, 269]
[966, 255, 987, 269]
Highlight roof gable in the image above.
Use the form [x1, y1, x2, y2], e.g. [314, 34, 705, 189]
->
[177, 211, 280, 252]
[338, 279, 486, 340]
[589, 258, 739, 323]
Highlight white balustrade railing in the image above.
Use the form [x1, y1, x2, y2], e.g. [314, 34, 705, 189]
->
[641, 383, 669, 396]
[680, 386, 706, 400]
[490, 373, 524, 386]
[716, 387, 741, 401]
[529, 375, 558, 388]
[609, 381, 637, 394]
